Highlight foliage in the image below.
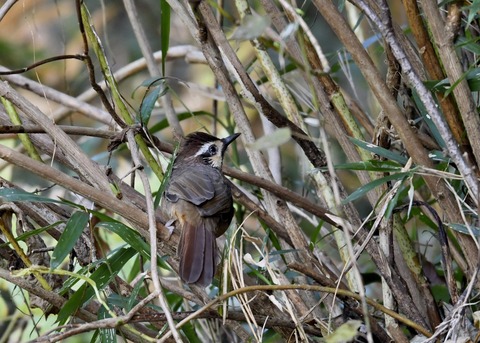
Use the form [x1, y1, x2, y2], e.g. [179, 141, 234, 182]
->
[0, 0, 479, 342]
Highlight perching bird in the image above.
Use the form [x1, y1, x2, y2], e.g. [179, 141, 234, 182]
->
[162, 132, 240, 286]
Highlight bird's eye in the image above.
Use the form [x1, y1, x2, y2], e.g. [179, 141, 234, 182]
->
[208, 145, 218, 155]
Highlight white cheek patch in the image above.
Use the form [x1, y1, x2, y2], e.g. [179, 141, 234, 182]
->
[209, 155, 222, 168]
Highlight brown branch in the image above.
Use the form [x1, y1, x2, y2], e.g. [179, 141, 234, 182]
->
[0, 55, 86, 75]
[132, 310, 323, 335]
[158, 283, 433, 341]
[401, 0, 470, 155]
[0, 125, 115, 138]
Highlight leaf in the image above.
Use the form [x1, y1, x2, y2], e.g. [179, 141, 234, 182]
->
[57, 246, 137, 325]
[0, 221, 63, 248]
[160, 0, 171, 76]
[154, 143, 177, 209]
[348, 137, 408, 164]
[325, 320, 362, 343]
[50, 211, 89, 270]
[342, 172, 410, 204]
[229, 14, 271, 41]
[411, 91, 446, 148]
[0, 188, 64, 204]
[448, 223, 480, 237]
[247, 128, 291, 150]
[98, 304, 116, 343]
[96, 222, 151, 260]
[127, 274, 145, 312]
[139, 83, 168, 125]
[332, 160, 402, 172]
[96, 221, 171, 270]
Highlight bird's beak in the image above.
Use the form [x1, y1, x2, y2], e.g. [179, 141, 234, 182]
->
[222, 133, 241, 147]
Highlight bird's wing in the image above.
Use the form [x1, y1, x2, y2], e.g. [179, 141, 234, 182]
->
[165, 165, 216, 206]
[198, 171, 232, 217]
[165, 165, 232, 217]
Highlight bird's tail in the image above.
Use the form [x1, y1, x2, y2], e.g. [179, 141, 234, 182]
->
[178, 220, 216, 286]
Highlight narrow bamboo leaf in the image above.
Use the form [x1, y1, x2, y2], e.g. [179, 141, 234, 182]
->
[96, 222, 150, 259]
[139, 84, 167, 125]
[90, 330, 100, 343]
[385, 183, 405, 220]
[181, 323, 203, 343]
[448, 223, 480, 236]
[99, 300, 116, 343]
[411, 91, 446, 148]
[51, 211, 89, 270]
[0, 221, 63, 248]
[160, 0, 171, 76]
[332, 160, 402, 172]
[154, 143, 178, 209]
[247, 128, 291, 150]
[456, 36, 480, 55]
[96, 221, 171, 270]
[57, 247, 137, 325]
[0, 188, 63, 204]
[127, 274, 145, 311]
[132, 77, 165, 97]
[342, 172, 410, 204]
[348, 137, 408, 164]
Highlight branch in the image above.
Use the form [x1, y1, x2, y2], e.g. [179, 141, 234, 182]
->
[0, 55, 86, 75]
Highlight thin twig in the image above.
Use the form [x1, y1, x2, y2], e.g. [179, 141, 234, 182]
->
[158, 284, 433, 342]
[0, 0, 18, 22]
[125, 129, 182, 342]
[0, 55, 86, 75]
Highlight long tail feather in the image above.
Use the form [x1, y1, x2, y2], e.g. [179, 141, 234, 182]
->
[178, 222, 216, 286]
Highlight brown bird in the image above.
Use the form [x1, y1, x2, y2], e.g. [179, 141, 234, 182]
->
[162, 132, 240, 286]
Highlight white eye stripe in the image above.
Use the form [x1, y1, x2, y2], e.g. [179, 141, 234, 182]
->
[195, 143, 213, 156]
[195, 142, 221, 156]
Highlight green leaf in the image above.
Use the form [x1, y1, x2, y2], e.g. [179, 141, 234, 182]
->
[0, 221, 63, 248]
[96, 222, 151, 259]
[0, 188, 64, 204]
[51, 211, 89, 270]
[160, 0, 171, 76]
[149, 111, 208, 133]
[348, 137, 408, 164]
[247, 128, 291, 150]
[127, 274, 145, 312]
[342, 172, 410, 204]
[57, 246, 137, 325]
[461, 1, 480, 29]
[96, 221, 171, 270]
[139, 83, 168, 125]
[411, 91, 446, 148]
[448, 223, 480, 236]
[456, 36, 480, 55]
[154, 143, 177, 209]
[332, 160, 402, 172]
[98, 304, 116, 343]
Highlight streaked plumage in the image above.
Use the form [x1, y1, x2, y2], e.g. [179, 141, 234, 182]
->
[162, 132, 240, 285]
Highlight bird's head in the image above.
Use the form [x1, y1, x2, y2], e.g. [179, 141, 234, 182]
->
[177, 132, 240, 168]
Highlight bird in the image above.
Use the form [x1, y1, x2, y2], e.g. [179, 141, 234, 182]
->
[161, 131, 240, 286]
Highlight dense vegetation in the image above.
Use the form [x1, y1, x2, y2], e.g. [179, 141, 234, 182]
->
[0, 0, 479, 342]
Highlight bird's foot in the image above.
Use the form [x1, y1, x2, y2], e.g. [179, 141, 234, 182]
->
[165, 219, 176, 236]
